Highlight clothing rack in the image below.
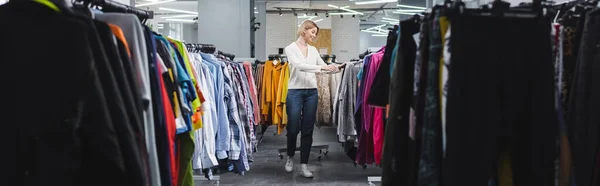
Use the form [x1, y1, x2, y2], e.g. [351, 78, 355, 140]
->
[217, 51, 235, 61]
[185, 43, 217, 53]
[75, 0, 153, 20]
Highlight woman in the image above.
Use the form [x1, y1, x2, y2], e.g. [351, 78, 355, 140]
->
[283, 20, 342, 178]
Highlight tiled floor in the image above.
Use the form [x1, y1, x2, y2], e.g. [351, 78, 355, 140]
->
[195, 126, 381, 186]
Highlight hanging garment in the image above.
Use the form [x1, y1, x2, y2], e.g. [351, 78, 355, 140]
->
[567, 9, 600, 186]
[335, 62, 360, 142]
[381, 16, 421, 186]
[2, 1, 144, 185]
[367, 27, 400, 107]
[443, 13, 557, 186]
[243, 62, 261, 125]
[356, 52, 384, 165]
[418, 11, 445, 186]
[222, 64, 243, 161]
[316, 73, 332, 127]
[198, 53, 231, 160]
[330, 70, 344, 126]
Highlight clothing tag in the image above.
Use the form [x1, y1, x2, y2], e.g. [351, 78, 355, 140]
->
[273, 60, 278, 65]
[413, 32, 421, 48]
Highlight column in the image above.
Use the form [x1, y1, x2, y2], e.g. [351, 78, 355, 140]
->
[197, 0, 252, 57]
[255, 0, 267, 61]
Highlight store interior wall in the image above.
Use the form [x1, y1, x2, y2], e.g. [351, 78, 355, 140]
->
[266, 14, 297, 55]
[331, 16, 360, 62]
[182, 23, 198, 43]
[197, 0, 251, 58]
[360, 32, 387, 54]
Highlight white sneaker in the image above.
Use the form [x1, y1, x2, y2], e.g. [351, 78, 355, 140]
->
[300, 164, 314, 178]
[285, 157, 294, 172]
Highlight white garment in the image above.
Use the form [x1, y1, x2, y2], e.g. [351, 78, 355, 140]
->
[284, 42, 334, 89]
[192, 62, 218, 169]
[441, 25, 451, 155]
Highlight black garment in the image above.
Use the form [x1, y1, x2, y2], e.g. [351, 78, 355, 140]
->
[381, 18, 420, 186]
[444, 14, 557, 186]
[1, 1, 131, 186]
[418, 10, 444, 186]
[567, 9, 600, 186]
[94, 20, 147, 186]
[412, 17, 431, 186]
[367, 27, 399, 107]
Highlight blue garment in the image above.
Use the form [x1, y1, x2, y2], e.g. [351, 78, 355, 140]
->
[357, 55, 371, 80]
[199, 53, 230, 160]
[155, 37, 192, 134]
[355, 55, 371, 114]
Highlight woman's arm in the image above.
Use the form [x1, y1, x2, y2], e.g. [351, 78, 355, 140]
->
[284, 46, 322, 73]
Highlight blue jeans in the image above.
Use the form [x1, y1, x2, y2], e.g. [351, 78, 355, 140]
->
[286, 89, 318, 164]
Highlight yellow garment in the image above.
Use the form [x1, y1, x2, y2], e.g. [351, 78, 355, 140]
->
[275, 63, 290, 134]
[261, 61, 274, 119]
[168, 39, 203, 130]
[169, 39, 201, 110]
[439, 16, 449, 107]
[33, 0, 60, 12]
[497, 144, 514, 186]
[271, 63, 284, 125]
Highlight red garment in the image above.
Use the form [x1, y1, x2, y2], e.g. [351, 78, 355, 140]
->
[243, 62, 261, 124]
[158, 62, 178, 186]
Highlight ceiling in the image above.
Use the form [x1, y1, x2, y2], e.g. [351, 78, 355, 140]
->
[138, 0, 428, 25]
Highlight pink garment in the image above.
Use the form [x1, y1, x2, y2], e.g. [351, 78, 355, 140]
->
[358, 52, 384, 165]
[243, 62, 261, 124]
[372, 108, 384, 165]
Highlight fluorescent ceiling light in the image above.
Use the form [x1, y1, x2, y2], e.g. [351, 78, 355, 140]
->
[393, 12, 422, 15]
[382, 17, 399, 21]
[397, 4, 427, 9]
[364, 23, 388, 31]
[297, 15, 317, 19]
[135, 0, 175, 7]
[361, 30, 387, 34]
[394, 9, 424, 12]
[161, 14, 197, 19]
[355, 0, 396, 5]
[329, 4, 364, 15]
[165, 18, 196, 23]
[329, 12, 361, 15]
[340, 7, 364, 15]
[372, 34, 388, 37]
[254, 11, 258, 14]
[159, 7, 198, 15]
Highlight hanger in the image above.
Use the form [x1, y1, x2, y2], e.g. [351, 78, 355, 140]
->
[492, 0, 511, 15]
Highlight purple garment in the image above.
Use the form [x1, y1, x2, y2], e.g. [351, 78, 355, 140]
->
[356, 52, 384, 165]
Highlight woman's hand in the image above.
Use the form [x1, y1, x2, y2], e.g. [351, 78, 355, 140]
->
[321, 65, 338, 72]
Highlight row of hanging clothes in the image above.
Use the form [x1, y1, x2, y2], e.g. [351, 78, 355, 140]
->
[254, 53, 344, 141]
[331, 24, 401, 167]
[182, 43, 260, 178]
[366, 0, 600, 186]
[2, 0, 259, 185]
[254, 54, 289, 137]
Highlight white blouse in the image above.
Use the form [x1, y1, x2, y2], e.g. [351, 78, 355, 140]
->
[284, 42, 336, 89]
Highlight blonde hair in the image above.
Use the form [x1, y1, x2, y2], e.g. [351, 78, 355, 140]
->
[297, 20, 319, 37]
